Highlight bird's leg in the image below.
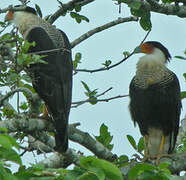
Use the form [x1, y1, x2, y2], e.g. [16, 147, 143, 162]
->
[142, 135, 151, 162]
[155, 135, 165, 165]
[40, 104, 49, 120]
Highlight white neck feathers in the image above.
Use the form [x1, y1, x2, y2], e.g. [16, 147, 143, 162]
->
[13, 11, 40, 37]
[136, 48, 167, 71]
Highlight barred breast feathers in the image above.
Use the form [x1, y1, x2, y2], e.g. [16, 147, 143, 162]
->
[134, 50, 174, 89]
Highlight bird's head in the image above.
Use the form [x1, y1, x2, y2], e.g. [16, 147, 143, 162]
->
[4, 5, 37, 23]
[134, 41, 171, 63]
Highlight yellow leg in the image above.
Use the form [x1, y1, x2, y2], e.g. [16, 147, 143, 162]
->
[141, 135, 150, 162]
[155, 135, 165, 165]
[41, 104, 49, 119]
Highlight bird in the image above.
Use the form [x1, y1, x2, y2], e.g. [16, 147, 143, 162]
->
[129, 41, 182, 164]
[5, 6, 73, 153]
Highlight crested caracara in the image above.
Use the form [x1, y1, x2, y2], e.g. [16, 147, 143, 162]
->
[129, 41, 182, 163]
[5, 6, 73, 153]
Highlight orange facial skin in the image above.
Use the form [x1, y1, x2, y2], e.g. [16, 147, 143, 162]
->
[5, 10, 14, 21]
[139, 43, 154, 54]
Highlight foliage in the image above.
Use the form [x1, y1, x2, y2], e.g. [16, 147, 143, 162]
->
[95, 123, 113, 151]
[0, 0, 185, 179]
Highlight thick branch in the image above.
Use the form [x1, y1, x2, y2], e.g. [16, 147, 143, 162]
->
[0, 117, 115, 161]
[120, 152, 186, 180]
[71, 16, 138, 48]
[122, 0, 186, 18]
[69, 124, 116, 161]
[38, 149, 82, 168]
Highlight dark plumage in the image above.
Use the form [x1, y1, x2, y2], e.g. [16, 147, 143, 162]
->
[129, 41, 181, 162]
[5, 6, 72, 152]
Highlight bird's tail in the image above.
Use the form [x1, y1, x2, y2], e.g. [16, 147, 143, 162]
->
[54, 113, 68, 153]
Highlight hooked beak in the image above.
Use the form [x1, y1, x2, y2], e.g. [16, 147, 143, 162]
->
[133, 46, 141, 54]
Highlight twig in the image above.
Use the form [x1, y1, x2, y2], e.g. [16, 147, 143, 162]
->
[76, 53, 134, 73]
[140, 29, 151, 44]
[48, 0, 95, 24]
[72, 94, 128, 108]
[71, 16, 138, 48]
[28, 47, 71, 55]
[0, 5, 27, 14]
[75, 29, 151, 73]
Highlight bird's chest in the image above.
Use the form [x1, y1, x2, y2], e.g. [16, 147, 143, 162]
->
[133, 67, 171, 89]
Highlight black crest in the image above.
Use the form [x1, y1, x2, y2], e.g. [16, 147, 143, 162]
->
[146, 41, 171, 61]
[14, 5, 37, 15]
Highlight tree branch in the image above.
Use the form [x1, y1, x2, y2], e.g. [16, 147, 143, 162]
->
[71, 16, 138, 48]
[38, 149, 82, 169]
[48, 0, 95, 24]
[122, 0, 186, 18]
[75, 29, 150, 73]
[72, 94, 128, 108]
[0, 5, 27, 14]
[120, 152, 186, 180]
[0, 117, 115, 161]
[69, 124, 116, 161]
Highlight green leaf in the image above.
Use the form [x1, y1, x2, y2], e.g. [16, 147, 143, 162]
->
[126, 135, 137, 150]
[89, 97, 97, 105]
[140, 11, 152, 31]
[0, 134, 19, 150]
[75, 5, 81, 12]
[181, 91, 186, 99]
[35, 4, 42, 18]
[128, 1, 141, 10]
[102, 60, 112, 68]
[16, 58, 23, 66]
[117, 155, 129, 167]
[183, 73, 186, 80]
[73, 52, 82, 69]
[81, 81, 91, 92]
[118, 155, 129, 162]
[23, 84, 35, 94]
[95, 124, 113, 151]
[128, 163, 156, 179]
[80, 156, 122, 180]
[75, 52, 82, 61]
[70, 12, 89, 23]
[0, 147, 22, 165]
[78, 172, 99, 180]
[137, 137, 144, 153]
[174, 56, 186, 60]
[21, 74, 32, 83]
[19, 102, 28, 111]
[123, 51, 130, 58]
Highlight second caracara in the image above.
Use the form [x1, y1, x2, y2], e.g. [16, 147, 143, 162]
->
[129, 41, 182, 163]
[5, 6, 72, 152]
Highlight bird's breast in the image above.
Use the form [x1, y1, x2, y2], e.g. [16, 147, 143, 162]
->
[134, 64, 173, 89]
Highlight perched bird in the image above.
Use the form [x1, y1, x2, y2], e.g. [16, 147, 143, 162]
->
[129, 41, 182, 163]
[5, 6, 73, 152]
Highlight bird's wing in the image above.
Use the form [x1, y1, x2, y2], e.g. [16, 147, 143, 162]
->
[26, 27, 72, 152]
[56, 29, 73, 117]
